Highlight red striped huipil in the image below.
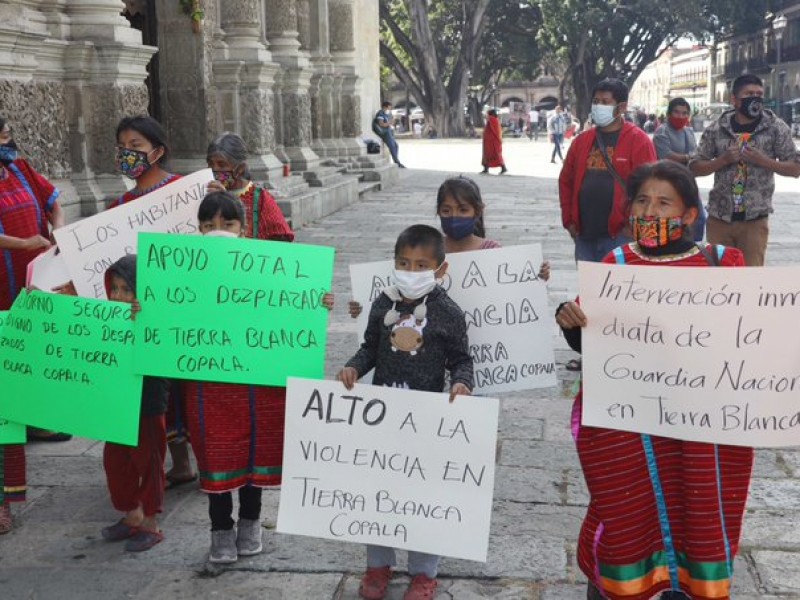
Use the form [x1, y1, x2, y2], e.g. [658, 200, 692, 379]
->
[185, 183, 294, 492]
[575, 243, 754, 600]
[0, 159, 59, 503]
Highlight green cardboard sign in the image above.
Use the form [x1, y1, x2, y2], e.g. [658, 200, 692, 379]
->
[0, 310, 25, 444]
[0, 291, 142, 445]
[134, 233, 335, 386]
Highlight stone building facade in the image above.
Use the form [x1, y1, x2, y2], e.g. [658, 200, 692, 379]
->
[0, 0, 391, 226]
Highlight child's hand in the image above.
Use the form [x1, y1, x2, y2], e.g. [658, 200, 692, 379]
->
[538, 261, 551, 282]
[449, 382, 471, 403]
[556, 301, 587, 328]
[348, 301, 363, 319]
[130, 299, 141, 321]
[336, 367, 358, 390]
[53, 281, 77, 296]
[322, 292, 334, 311]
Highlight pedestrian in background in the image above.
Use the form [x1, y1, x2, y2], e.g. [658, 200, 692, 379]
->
[480, 109, 507, 174]
[654, 97, 705, 240]
[547, 105, 567, 163]
[372, 101, 405, 168]
[690, 73, 800, 265]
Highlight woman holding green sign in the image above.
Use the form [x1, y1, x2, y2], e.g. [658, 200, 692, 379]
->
[0, 116, 66, 533]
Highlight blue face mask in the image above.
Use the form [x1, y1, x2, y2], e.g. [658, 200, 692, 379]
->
[0, 143, 18, 163]
[440, 216, 476, 240]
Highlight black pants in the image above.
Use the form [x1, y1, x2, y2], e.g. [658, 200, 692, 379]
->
[588, 583, 689, 599]
[208, 485, 262, 531]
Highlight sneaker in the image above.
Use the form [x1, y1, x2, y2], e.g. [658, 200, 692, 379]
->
[209, 529, 238, 564]
[404, 574, 438, 600]
[236, 518, 263, 556]
[359, 566, 392, 600]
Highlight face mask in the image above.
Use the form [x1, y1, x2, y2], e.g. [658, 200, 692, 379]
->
[117, 148, 153, 180]
[630, 214, 685, 248]
[668, 116, 689, 130]
[440, 216, 476, 240]
[0, 142, 18, 163]
[738, 96, 764, 119]
[204, 229, 239, 238]
[213, 170, 236, 190]
[591, 104, 617, 127]
[391, 268, 438, 300]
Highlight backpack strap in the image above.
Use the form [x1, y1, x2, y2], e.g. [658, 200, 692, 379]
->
[695, 243, 723, 266]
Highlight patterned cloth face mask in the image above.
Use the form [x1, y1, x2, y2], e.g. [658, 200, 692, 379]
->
[117, 148, 153, 180]
[213, 170, 236, 189]
[630, 214, 685, 248]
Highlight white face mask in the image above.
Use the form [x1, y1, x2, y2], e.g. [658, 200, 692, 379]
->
[203, 230, 239, 238]
[391, 268, 437, 300]
[591, 104, 617, 127]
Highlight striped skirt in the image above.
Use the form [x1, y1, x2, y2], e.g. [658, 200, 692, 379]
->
[1, 444, 26, 504]
[185, 382, 285, 493]
[573, 394, 753, 600]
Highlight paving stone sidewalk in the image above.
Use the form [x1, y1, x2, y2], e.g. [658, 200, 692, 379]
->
[2, 169, 800, 599]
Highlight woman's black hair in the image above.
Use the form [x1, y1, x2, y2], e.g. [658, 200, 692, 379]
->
[436, 175, 486, 237]
[116, 115, 170, 165]
[667, 97, 691, 115]
[198, 191, 246, 226]
[627, 160, 700, 211]
[206, 132, 252, 180]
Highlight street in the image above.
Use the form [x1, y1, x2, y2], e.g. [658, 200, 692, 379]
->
[4, 143, 800, 599]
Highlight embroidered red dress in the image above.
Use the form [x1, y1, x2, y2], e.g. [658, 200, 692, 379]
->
[0, 159, 60, 503]
[185, 180, 294, 493]
[575, 243, 754, 600]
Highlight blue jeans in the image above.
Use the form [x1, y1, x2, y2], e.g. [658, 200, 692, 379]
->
[367, 544, 439, 578]
[551, 133, 564, 161]
[381, 134, 401, 165]
[574, 234, 632, 263]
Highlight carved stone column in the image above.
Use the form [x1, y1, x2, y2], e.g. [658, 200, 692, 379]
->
[215, 0, 284, 183]
[154, 0, 218, 174]
[14, 0, 156, 215]
[329, 0, 362, 157]
[265, 0, 320, 171]
[307, 0, 339, 158]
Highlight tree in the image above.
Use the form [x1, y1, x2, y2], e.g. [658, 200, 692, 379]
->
[535, 0, 770, 122]
[379, 0, 492, 137]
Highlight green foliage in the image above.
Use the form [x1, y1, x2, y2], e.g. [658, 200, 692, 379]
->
[178, 0, 204, 23]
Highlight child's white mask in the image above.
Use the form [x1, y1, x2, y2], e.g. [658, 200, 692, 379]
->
[390, 268, 437, 300]
[204, 230, 238, 238]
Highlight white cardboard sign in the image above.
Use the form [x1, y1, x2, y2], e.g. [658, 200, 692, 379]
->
[25, 246, 70, 292]
[277, 377, 499, 562]
[53, 169, 213, 299]
[580, 261, 800, 447]
[349, 244, 556, 394]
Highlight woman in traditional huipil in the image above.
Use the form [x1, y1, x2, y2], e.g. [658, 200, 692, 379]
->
[556, 161, 753, 600]
[0, 116, 65, 532]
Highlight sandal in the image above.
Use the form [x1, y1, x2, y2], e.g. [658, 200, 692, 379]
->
[565, 358, 582, 372]
[27, 428, 73, 442]
[0, 503, 12, 535]
[101, 519, 139, 542]
[124, 529, 163, 552]
[165, 472, 198, 489]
